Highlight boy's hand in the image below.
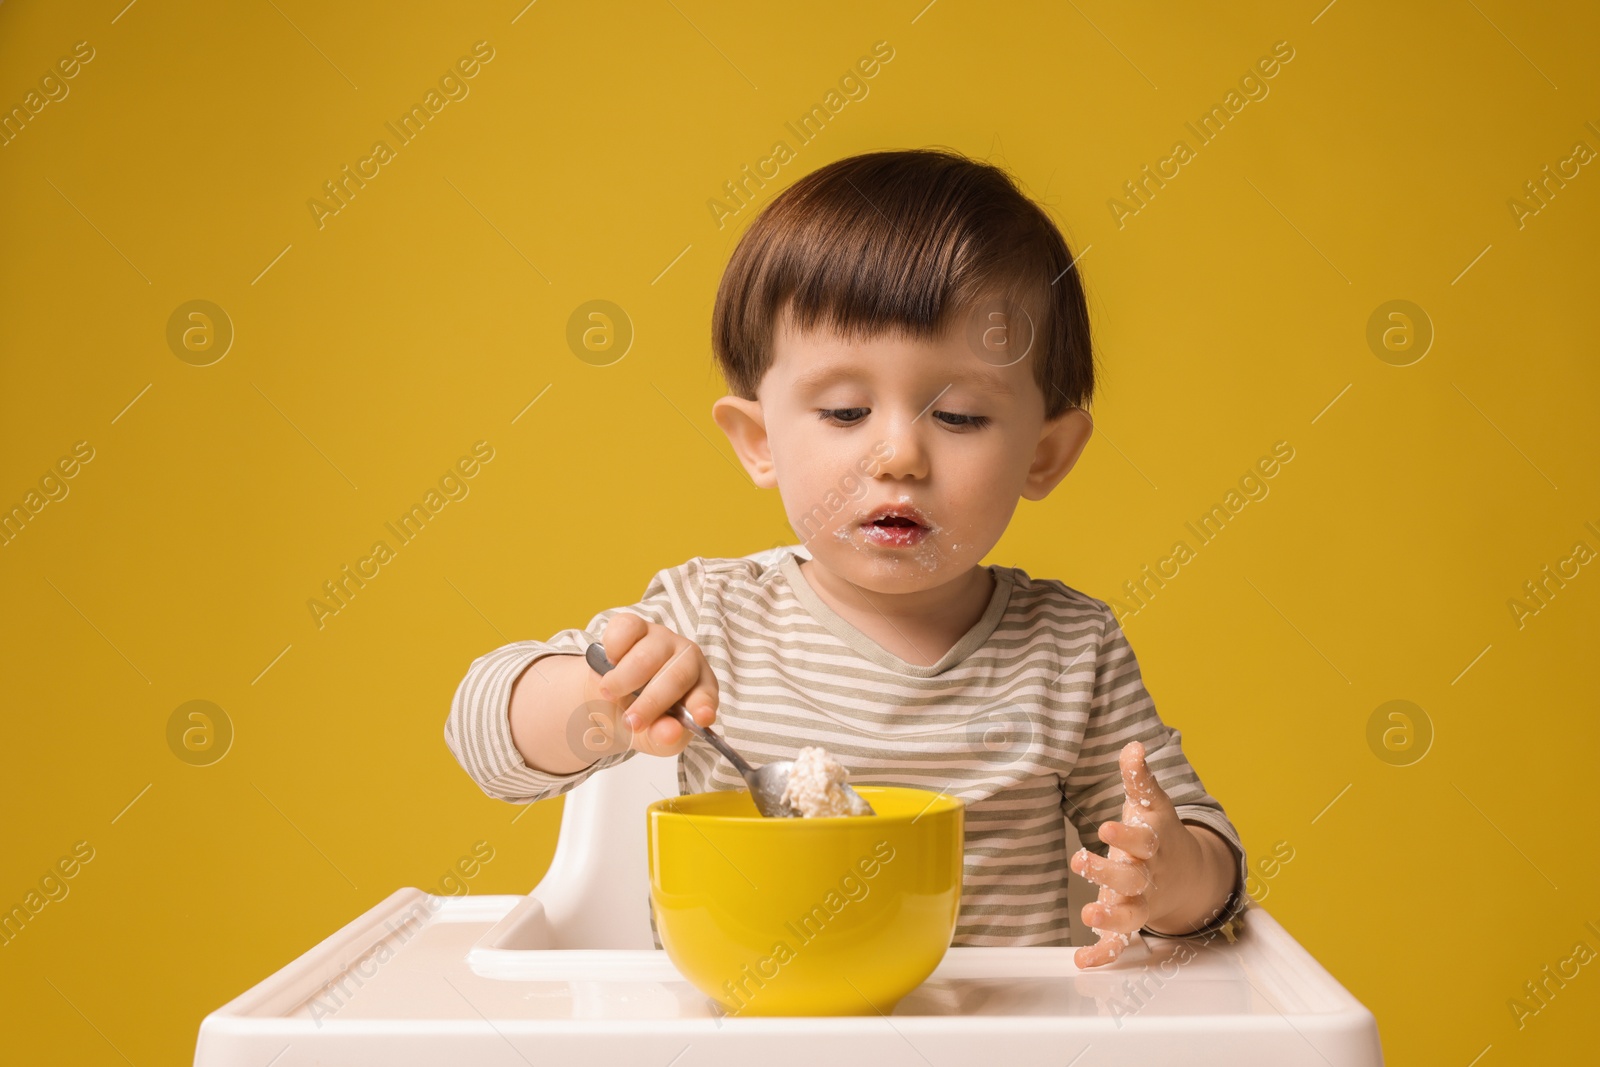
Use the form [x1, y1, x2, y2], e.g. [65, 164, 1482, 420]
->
[593, 613, 719, 757]
[1070, 740, 1219, 968]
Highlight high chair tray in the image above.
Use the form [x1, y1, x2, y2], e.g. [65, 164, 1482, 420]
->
[193, 887, 1382, 1066]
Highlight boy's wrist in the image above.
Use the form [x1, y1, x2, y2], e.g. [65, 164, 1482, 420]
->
[1144, 822, 1239, 936]
[508, 651, 613, 776]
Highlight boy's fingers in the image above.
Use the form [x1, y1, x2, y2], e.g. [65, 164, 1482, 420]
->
[1119, 740, 1170, 814]
[1071, 848, 1152, 894]
[600, 616, 660, 696]
[1073, 939, 1117, 969]
[624, 696, 695, 754]
[1083, 894, 1148, 934]
[683, 688, 719, 726]
[684, 660, 720, 723]
[601, 613, 649, 663]
[645, 713, 689, 753]
[1097, 821, 1158, 861]
[597, 629, 676, 702]
[628, 642, 701, 723]
[1073, 928, 1132, 968]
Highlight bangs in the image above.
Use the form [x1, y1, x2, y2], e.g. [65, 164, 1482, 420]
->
[712, 147, 1094, 416]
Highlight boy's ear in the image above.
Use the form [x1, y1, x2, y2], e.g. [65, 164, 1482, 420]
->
[1021, 406, 1093, 500]
[711, 395, 777, 488]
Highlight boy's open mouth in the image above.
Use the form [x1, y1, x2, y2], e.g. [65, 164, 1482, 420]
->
[858, 505, 931, 548]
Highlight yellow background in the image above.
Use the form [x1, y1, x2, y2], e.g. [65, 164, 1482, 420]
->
[2, 1, 1596, 1063]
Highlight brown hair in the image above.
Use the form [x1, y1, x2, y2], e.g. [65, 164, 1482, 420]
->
[711, 147, 1094, 417]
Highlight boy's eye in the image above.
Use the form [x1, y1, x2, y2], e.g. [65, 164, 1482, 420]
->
[933, 411, 990, 429]
[818, 408, 987, 428]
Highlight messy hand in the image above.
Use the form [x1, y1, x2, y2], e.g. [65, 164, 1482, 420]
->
[1070, 740, 1211, 968]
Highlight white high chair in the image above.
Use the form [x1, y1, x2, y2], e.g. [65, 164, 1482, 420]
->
[196, 545, 1381, 1063]
[193, 739, 1385, 1066]
[467, 740, 670, 961]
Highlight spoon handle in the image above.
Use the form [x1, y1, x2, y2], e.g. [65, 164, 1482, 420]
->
[666, 706, 757, 778]
[583, 643, 756, 777]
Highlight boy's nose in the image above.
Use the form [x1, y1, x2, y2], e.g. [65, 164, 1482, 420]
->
[875, 419, 930, 480]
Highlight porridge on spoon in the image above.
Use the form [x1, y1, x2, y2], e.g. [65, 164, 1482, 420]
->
[781, 746, 874, 817]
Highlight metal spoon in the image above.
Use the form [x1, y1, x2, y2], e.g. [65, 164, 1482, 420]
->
[583, 643, 874, 818]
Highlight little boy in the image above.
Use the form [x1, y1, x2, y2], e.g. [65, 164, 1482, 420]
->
[447, 147, 1248, 967]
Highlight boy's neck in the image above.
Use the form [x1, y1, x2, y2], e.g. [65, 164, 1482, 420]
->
[795, 558, 996, 668]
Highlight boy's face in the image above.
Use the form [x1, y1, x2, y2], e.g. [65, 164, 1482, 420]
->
[719, 306, 1086, 596]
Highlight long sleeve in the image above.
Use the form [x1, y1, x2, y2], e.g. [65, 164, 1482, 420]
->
[1059, 607, 1249, 939]
[444, 559, 709, 804]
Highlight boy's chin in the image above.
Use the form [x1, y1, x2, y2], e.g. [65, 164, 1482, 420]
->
[804, 540, 978, 594]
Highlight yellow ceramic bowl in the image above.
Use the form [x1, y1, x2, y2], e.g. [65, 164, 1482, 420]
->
[647, 785, 964, 1017]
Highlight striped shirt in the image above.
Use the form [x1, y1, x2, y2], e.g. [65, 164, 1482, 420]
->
[445, 549, 1249, 947]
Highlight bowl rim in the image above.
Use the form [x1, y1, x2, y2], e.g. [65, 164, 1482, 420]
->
[647, 784, 964, 825]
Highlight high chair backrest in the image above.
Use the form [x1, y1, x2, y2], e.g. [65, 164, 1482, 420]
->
[528, 745, 677, 949]
[524, 546, 805, 949]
